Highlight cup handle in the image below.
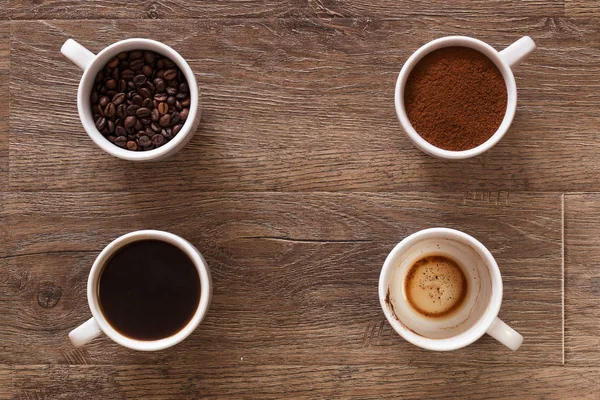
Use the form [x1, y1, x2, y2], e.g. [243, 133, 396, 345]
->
[61, 39, 96, 71]
[499, 36, 536, 69]
[486, 317, 523, 351]
[69, 317, 102, 347]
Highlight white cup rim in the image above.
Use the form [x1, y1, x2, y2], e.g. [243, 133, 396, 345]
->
[378, 228, 503, 351]
[87, 230, 212, 351]
[78, 38, 200, 161]
[394, 36, 517, 159]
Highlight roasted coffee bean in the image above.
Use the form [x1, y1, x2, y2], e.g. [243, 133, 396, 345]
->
[151, 108, 160, 122]
[117, 104, 127, 119]
[157, 102, 169, 115]
[139, 88, 152, 99]
[99, 96, 110, 107]
[144, 51, 155, 64]
[154, 93, 168, 103]
[129, 50, 143, 60]
[121, 69, 135, 80]
[91, 50, 190, 151]
[126, 105, 140, 115]
[151, 133, 165, 146]
[116, 126, 127, 137]
[133, 74, 147, 86]
[154, 78, 166, 93]
[159, 114, 171, 127]
[179, 108, 189, 121]
[161, 128, 173, 139]
[138, 135, 151, 147]
[107, 120, 115, 133]
[115, 136, 127, 148]
[124, 116, 137, 129]
[142, 65, 154, 77]
[130, 59, 144, 71]
[136, 107, 151, 118]
[173, 124, 183, 136]
[151, 122, 161, 132]
[126, 140, 138, 151]
[95, 117, 106, 130]
[144, 81, 156, 93]
[104, 102, 116, 118]
[112, 92, 126, 105]
[142, 98, 153, 109]
[132, 95, 143, 106]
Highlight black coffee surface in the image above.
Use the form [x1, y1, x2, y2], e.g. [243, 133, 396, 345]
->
[99, 240, 200, 340]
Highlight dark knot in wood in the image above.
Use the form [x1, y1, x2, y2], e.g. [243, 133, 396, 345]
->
[37, 281, 63, 309]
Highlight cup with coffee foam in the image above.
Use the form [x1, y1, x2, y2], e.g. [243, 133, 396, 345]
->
[379, 228, 523, 351]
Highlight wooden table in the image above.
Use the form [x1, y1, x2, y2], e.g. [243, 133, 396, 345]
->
[1, 1, 599, 398]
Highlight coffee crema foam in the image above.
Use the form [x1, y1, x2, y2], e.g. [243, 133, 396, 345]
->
[404, 255, 468, 318]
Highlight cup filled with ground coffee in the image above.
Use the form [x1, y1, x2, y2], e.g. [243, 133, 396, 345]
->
[395, 36, 535, 159]
[61, 38, 201, 161]
[69, 230, 212, 350]
[379, 228, 523, 351]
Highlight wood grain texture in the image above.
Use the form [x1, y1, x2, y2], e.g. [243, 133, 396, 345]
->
[0, 366, 12, 400]
[1, 192, 562, 366]
[566, 0, 600, 16]
[5, 0, 566, 20]
[10, 18, 600, 192]
[0, 22, 8, 191]
[564, 193, 600, 365]
[5, 365, 600, 400]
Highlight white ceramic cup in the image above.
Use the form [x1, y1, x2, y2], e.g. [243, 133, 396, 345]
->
[61, 38, 201, 161]
[379, 228, 523, 351]
[394, 36, 536, 159]
[69, 230, 212, 351]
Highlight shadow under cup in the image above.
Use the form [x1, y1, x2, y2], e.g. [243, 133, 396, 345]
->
[383, 236, 495, 340]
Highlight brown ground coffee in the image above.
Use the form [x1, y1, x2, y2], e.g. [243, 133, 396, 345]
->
[404, 47, 507, 151]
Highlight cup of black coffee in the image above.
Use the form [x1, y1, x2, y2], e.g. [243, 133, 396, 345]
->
[61, 38, 201, 161]
[69, 230, 212, 350]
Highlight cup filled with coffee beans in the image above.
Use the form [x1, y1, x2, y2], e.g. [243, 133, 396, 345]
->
[69, 230, 212, 350]
[379, 228, 523, 351]
[61, 38, 201, 161]
[395, 36, 535, 159]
